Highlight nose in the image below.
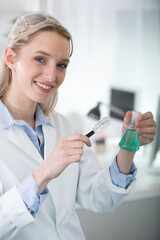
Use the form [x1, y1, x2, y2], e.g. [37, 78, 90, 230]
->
[43, 65, 56, 82]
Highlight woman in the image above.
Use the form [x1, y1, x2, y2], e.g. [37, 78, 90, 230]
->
[0, 12, 156, 240]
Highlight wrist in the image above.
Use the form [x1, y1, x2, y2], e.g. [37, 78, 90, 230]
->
[117, 148, 136, 174]
[33, 163, 50, 194]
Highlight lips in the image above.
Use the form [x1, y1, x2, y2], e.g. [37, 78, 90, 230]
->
[34, 81, 53, 90]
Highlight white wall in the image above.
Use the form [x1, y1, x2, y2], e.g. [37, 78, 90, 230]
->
[0, 0, 41, 56]
[0, 0, 160, 122]
[46, 0, 160, 119]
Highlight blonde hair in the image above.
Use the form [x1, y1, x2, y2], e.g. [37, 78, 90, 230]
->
[0, 12, 73, 115]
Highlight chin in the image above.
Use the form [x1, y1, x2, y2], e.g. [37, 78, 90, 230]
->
[36, 94, 52, 102]
[37, 99, 49, 104]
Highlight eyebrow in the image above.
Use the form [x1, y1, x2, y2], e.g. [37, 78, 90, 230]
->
[34, 50, 70, 63]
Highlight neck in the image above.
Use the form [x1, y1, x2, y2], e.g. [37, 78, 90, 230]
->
[1, 92, 37, 130]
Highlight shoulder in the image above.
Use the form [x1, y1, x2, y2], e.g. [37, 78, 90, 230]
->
[48, 110, 75, 135]
[48, 110, 72, 126]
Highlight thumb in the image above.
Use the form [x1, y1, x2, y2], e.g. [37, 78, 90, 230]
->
[125, 111, 132, 125]
[122, 111, 132, 134]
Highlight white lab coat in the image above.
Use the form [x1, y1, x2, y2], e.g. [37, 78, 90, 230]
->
[0, 111, 135, 240]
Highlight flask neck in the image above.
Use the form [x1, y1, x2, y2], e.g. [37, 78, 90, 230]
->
[128, 111, 141, 130]
[129, 121, 137, 130]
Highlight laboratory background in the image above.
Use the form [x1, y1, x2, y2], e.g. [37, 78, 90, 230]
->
[0, 0, 160, 239]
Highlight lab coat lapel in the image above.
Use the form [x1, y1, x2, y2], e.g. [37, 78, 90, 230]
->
[43, 123, 56, 160]
[42, 123, 66, 221]
[8, 125, 43, 164]
[42, 119, 79, 224]
[42, 123, 62, 220]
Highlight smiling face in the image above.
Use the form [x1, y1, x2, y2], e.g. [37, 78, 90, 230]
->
[5, 31, 70, 107]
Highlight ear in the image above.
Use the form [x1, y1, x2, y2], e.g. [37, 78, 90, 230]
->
[4, 47, 17, 69]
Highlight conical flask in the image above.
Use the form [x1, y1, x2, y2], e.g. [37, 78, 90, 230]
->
[119, 111, 141, 152]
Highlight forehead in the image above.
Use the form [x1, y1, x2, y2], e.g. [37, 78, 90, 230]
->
[21, 31, 70, 57]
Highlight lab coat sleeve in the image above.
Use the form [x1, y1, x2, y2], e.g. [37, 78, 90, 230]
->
[0, 184, 35, 239]
[76, 146, 136, 213]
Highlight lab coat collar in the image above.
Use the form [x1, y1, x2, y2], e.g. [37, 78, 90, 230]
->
[8, 123, 56, 165]
[0, 100, 50, 129]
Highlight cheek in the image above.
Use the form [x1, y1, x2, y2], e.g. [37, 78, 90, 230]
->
[14, 62, 29, 82]
[57, 72, 66, 86]
[59, 78, 65, 86]
[15, 60, 27, 72]
[15, 61, 41, 80]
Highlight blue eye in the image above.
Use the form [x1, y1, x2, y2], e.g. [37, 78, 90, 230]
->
[57, 63, 67, 69]
[35, 57, 45, 63]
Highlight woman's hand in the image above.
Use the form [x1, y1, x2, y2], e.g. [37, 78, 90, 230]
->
[33, 133, 91, 193]
[117, 111, 157, 174]
[44, 133, 91, 179]
[122, 111, 157, 146]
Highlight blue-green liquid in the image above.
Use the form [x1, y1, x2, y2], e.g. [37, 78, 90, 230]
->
[119, 129, 139, 152]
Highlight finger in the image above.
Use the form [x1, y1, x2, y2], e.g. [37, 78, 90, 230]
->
[68, 155, 82, 163]
[139, 135, 155, 144]
[138, 111, 153, 121]
[63, 133, 91, 147]
[139, 137, 153, 146]
[71, 133, 92, 147]
[62, 140, 84, 149]
[140, 133, 155, 140]
[135, 118, 157, 128]
[124, 111, 132, 125]
[63, 155, 81, 166]
[122, 111, 132, 133]
[66, 148, 84, 157]
[137, 126, 156, 134]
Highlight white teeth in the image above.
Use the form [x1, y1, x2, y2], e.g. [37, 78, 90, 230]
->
[35, 82, 52, 90]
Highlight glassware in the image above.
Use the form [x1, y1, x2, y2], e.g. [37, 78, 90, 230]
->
[119, 111, 141, 152]
[86, 117, 111, 138]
